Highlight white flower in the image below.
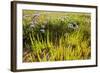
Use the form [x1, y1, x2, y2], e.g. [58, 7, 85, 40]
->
[30, 24, 35, 28]
[68, 22, 79, 29]
[40, 29, 45, 33]
[30, 22, 35, 28]
[68, 23, 73, 28]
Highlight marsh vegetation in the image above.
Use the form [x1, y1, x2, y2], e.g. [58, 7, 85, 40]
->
[23, 10, 91, 62]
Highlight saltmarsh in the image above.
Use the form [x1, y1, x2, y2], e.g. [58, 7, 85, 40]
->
[23, 10, 91, 62]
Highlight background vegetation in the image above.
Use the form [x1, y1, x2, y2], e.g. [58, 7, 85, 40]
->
[23, 10, 91, 62]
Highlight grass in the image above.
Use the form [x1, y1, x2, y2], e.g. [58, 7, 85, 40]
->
[23, 10, 91, 62]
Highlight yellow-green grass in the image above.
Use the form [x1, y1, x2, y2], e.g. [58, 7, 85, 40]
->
[23, 10, 91, 62]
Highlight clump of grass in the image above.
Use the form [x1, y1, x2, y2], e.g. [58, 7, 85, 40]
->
[23, 10, 91, 62]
